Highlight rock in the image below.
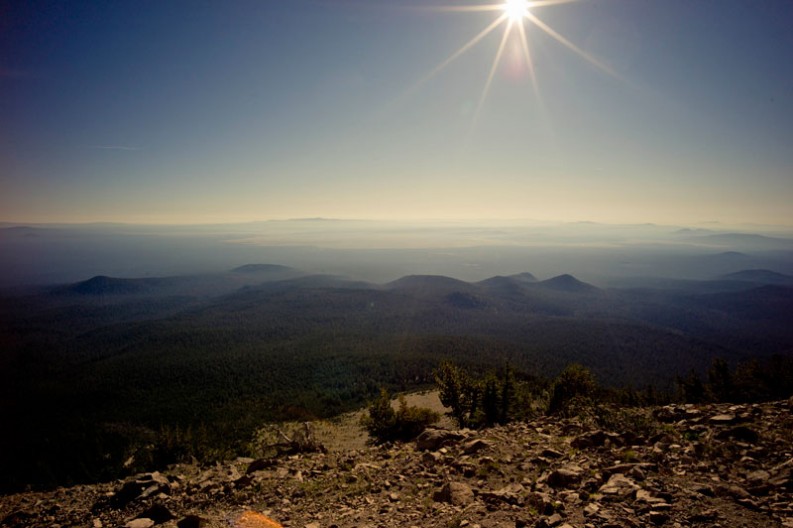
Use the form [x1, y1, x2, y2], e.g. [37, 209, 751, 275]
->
[769, 468, 791, 488]
[462, 438, 492, 454]
[416, 429, 464, 451]
[136, 504, 174, 524]
[654, 406, 682, 423]
[602, 463, 638, 476]
[687, 510, 718, 522]
[598, 474, 639, 498]
[112, 473, 171, 507]
[709, 414, 736, 424]
[235, 475, 254, 488]
[648, 511, 669, 525]
[716, 483, 752, 499]
[433, 482, 474, 506]
[584, 502, 600, 516]
[541, 448, 564, 459]
[534, 514, 564, 528]
[177, 516, 207, 528]
[527, 492, 556, 515]
[635, 489, 667, 505]
[247, 458, 275, 474]
[571, 430, 622, 449]
[305, 523, 321, 528]
[125, 520, 155, 528]
[716, 426, 759, 443]
[628, 466, 646, 481]
[480, 483, 525, 505]
[1, 510, 32, 527]
[747, 469, 771, 485]
[547, 465, 584, 489]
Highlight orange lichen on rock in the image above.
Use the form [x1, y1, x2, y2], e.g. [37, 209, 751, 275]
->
[234, 511, 283, 528]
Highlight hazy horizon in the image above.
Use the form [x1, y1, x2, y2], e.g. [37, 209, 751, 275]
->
[3, 218, 793, 288]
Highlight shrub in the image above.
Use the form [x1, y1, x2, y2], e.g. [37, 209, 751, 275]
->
[361, 389, 439, 443]
[547, 363, 598, 415]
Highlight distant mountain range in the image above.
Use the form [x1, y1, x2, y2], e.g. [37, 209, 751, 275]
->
[720, 269, 793, 286]
[53, 264, 303, 297]
[25, 265, 793, 377]
[679, 232, 793, 250]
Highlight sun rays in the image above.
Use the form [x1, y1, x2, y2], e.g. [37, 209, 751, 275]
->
[411, 0, 619, 136]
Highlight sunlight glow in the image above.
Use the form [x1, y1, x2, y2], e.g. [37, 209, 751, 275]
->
[503, 0, 530, 22]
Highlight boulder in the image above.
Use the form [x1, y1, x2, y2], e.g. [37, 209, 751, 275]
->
[416, 429, 464, 451]
[246, 458, 276, 474]
[421, 451, 442, 467]
[547, 465, 584, 489]
[598, 473, 639, 498]
[433, 481, 474, 506]
[541, 448, 564, 459]
[112, 473, 170, 507]
[125, 520, 155, 528]
[648, 511, 670, 525]
[746, 469, 770, 485]
[709, 414, 737, 425]
[136, 504, 174, 524]
[571, 430, 622, 449]
[527, 492, 556, 515]
[716, 426, 759, 443]
[462, 438, 491, 455]
[584, 502, 600, 517]
[479, 483, 525, 505]
[177, 516, 207, 528]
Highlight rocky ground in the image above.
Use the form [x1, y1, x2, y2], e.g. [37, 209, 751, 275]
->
[2, 399, 792, 528]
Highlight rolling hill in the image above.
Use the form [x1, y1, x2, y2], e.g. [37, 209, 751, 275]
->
[720, 268, 793, 286]
[1, 267, 792, 491]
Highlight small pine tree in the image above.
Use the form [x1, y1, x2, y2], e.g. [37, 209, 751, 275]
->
[434, 361, 521, 428]
[548, 363, 598, 415]
[707, 358, 734, 402]
[361, 388, 396, 440]
[499, 364, 515, 425]
[677, 369, 706, 403]
[435, 362, 473, 427]
[482, 375, 500, 427]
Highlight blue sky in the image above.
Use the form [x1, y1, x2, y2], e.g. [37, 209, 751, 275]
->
[2, 0, 792, 225]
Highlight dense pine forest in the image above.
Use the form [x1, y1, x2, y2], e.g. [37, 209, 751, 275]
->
[1, 266, 792, 492]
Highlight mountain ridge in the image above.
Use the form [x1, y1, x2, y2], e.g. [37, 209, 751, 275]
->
[720, 268, 793, 285]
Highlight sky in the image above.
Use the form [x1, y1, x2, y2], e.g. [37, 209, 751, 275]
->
[2, 0, 792, 226]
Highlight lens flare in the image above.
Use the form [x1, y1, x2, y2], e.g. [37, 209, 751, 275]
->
[234, 511, 283, 528]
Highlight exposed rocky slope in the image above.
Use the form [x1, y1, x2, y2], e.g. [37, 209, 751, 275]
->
[2, 400, 792, 528]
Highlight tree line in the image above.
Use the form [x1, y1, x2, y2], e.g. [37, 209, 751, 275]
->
[364, 354, 793, 443]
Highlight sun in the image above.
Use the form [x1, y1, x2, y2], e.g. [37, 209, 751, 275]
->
[403, 0, 618, 138]
[503, 0, 529, 22]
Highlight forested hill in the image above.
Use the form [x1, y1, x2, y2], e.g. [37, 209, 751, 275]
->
[1, 266, 792, 492]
